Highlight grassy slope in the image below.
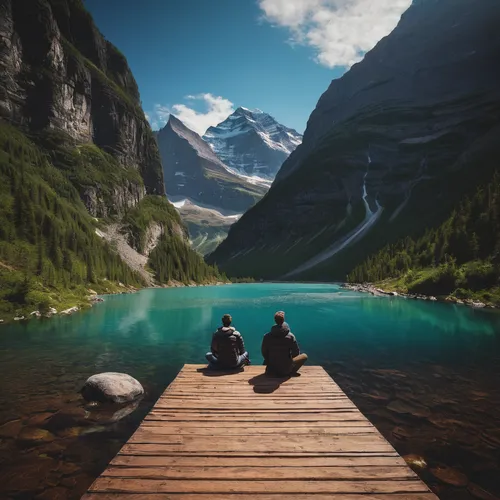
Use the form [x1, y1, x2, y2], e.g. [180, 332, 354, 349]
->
[0, 122, 146, 320]
[122, 195, 186, 254]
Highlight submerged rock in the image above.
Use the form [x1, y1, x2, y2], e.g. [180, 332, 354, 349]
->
[45, 407, 89, 431]
[18, 427, 56, 444]
[81, 372, 144, 403]
[56, 427, 86, 438]
[86, 399, 140, 423]
[403, 454, 428, 470]
[0, 419, 22, 438]
[26, 412, 54, 427]
[430, 465, 468, 487]
[392, 426, 411, 440]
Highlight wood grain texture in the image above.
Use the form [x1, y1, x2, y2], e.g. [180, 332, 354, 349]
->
[82, 364, 437, 499]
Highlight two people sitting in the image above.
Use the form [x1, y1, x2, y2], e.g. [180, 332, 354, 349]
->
[206, 310, 308, 377]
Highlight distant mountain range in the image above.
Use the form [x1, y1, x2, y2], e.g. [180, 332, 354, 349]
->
[156, 111, 300, 254]
[156, 114, 267, 213]
[203, 107, 302, 179]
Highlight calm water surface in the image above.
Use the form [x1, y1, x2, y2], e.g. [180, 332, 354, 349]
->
[1, 283, 500, 499]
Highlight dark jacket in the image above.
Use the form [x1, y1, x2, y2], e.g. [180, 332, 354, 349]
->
[261, 322, 300, 375]
[211, 326, 246, 367]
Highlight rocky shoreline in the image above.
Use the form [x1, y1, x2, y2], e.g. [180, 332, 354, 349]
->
[342, 283, 494, 310]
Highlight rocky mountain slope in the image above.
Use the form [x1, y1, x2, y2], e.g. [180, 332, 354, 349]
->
[0, 0, 222, 319]
[203, 107, 302, 179]
[156, 114, 268, 254]
[157, 115, 267, 212]
[209, 0, 500, 280]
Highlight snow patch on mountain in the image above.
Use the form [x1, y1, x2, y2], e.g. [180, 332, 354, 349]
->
[203, 107, 302, 179]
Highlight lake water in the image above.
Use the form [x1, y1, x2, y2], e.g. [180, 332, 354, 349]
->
[1, 283, 500, 499]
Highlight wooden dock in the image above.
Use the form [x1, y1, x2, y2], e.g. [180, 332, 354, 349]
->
[82, 364, 437, 499]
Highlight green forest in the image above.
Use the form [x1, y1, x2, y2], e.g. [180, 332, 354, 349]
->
[0, 122, 223, 320]
[347, 172, 500, 304]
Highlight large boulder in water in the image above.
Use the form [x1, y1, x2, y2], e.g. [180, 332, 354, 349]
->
[81, 372, 144, 403]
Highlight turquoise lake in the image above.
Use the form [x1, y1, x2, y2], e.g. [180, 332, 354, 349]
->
[1, 283, 500, 499]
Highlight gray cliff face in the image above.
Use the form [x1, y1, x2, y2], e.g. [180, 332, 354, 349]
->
[203, 107, 302, 179]
[157, 115, 266, 213]
[209, 0, 500, 280]
[82, 182, 144, 219]
[0, 0, 164, 206]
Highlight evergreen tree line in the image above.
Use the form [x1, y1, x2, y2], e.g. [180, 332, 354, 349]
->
[347, 172, 500, 297]
[149, 233, 225, 284]
[0, 123, 145, 311]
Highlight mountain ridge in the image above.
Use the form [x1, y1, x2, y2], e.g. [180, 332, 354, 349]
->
[156, 114, 268, 255]
[203, 107, 302, 179]
[157, 114, 267, 213]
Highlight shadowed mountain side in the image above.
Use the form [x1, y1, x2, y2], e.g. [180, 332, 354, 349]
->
[208, 0, 500, 281]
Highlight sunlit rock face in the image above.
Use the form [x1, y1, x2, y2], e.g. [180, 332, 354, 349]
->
[157, 115, 267, 214]
[209, 0, 500, 280]
[203, 107, 302, 179]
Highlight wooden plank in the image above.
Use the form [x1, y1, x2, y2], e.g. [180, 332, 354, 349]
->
[146, 412, 365, 421]
[109, 455, 409, 467]
[126, 433, 391, 447]
[89, 478, 431, 494]
[82, 365, 437, 499]
[161, 391, 349, 396]
[83, 494, 438, 500]
[145, 414, 371, 422]
[121, 437, 395, 453]
[140, 421, 374, 429]
[134, 425, 377, 435]
[153, 404, 357, 410]
[118, 449, 401, 457]
[102, 465, 418, 480]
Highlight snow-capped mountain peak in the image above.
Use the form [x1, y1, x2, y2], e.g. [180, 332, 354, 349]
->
[203, 108, 302, 179]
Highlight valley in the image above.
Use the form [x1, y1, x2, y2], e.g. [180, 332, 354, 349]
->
[208, 0, 500, 309]
[156, 110, 301, 255]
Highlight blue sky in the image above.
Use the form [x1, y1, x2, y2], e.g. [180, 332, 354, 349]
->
[83, 0, 410, 135]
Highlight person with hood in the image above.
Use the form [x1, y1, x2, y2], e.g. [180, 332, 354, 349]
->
[206, 314, 250, 369]
[262, 311, 308, 376]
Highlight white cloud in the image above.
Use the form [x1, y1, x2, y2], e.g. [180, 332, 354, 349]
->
[148, 94, 235, 136]
[258, 0, 411, 68]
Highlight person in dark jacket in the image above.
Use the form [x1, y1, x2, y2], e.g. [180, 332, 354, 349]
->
[262, 311, 307, 376]
[206, 314, 250, 369]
